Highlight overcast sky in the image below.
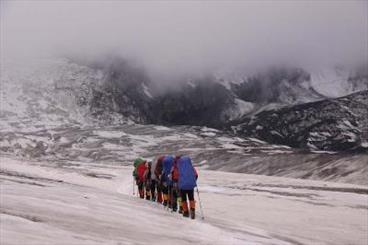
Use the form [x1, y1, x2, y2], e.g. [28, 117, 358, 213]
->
[1, 1, 367, 77]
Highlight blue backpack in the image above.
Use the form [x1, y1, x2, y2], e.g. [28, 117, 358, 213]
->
[178, 156, 197, 190]
[162, 155, 174, 185]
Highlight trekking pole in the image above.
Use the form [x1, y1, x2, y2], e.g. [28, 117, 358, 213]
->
[132, 177, 135, 196]
[196, 187, 205, 220]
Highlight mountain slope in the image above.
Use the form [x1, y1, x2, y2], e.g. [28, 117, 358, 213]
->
[231, 90, 368, 151]
[2, 58, 366, 129]
[1, 58, 368, 185]
[1, 59, 367, 153]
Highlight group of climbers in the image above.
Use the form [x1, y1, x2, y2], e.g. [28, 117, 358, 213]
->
[132, 155, 198, 219]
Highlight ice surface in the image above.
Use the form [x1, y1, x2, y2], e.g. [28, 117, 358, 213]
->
[94, 130, 126, 139]
[200, 132, 216, 137]
[1, 156, 367, 245]
[153, 126, 172, 131]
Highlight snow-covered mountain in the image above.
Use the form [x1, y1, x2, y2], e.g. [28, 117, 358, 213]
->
[74, 58, 367, 152]
[1, 58, 367, 185]
[1, 58, 367, 154]
[80, 59, 368, 128]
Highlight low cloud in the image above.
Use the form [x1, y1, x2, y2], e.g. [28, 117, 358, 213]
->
[1, 1, 367, 80]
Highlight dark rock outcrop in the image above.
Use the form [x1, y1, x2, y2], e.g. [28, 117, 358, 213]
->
[231, 90, 368, 151]
[230, 67, 323, 104]
[149, 78, 234, 127]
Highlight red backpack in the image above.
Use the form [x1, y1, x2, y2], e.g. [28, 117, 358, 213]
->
[136, 161, 147, 182]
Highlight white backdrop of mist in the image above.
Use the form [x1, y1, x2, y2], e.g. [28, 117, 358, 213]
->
[1, 0, 367, 82]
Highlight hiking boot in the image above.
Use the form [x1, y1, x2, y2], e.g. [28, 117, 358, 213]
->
[190, 208, 195, 219]
[183, 211, 189, 217]
[172, 204, 177, 212]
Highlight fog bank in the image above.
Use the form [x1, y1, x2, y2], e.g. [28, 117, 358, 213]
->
[1, 1, 367, 79]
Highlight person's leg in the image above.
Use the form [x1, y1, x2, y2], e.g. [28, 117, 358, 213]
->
[157, 181, 163, 203]
[178, 189, 183, 214]
[138, 181, 144, 199]
[188, 189, 195, 219]
[150, 180, 156, 201]
[168, 184, 173, 209]
[181, 190, 189, 217]
[162, 184, 168, 206]
[145, 180, 151, 200]
[172, 183, 178, 211]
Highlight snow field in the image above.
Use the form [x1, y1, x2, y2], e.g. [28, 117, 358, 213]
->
[1, 156, 367, 245]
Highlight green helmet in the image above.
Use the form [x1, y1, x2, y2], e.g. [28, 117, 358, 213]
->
[133, 157, 144, 167]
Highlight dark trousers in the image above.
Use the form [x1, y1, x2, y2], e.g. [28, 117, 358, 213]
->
[162, 183, 169, 205]
[181, 189, 194, 202]
[162, 184, 168, 195]
[156, 180, 163, 203]
[169, 183, 178, 210]
[144, 179, 151, 200]
[181, 189, 195, 211]
[150, 179, 157, 200]
[137, 181, 144, 199]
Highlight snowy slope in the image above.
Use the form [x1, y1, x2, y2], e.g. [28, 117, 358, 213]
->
[0, 58, 130, 130]
[2, 58, 367, 131]
[1, 156, 367, 245]
[310, 66, 368, 98]
[233, 90, 368, 151]
[1, 122, 367, 185]
[216, 66, 368, 120]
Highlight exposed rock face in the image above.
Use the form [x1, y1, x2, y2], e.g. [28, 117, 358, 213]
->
[85, 61, 235, 126]
[230, 67, 323, 104]
[148, 78, 234, 127]
[85, 64, 324, 127]
[86, 58, 153, 123]
[231, 90, 368, 151]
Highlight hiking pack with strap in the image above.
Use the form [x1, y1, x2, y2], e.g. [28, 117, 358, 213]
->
[178, 156, 197, 190]
[162, 155, 174, 185]
[136, 161, 147, 182]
